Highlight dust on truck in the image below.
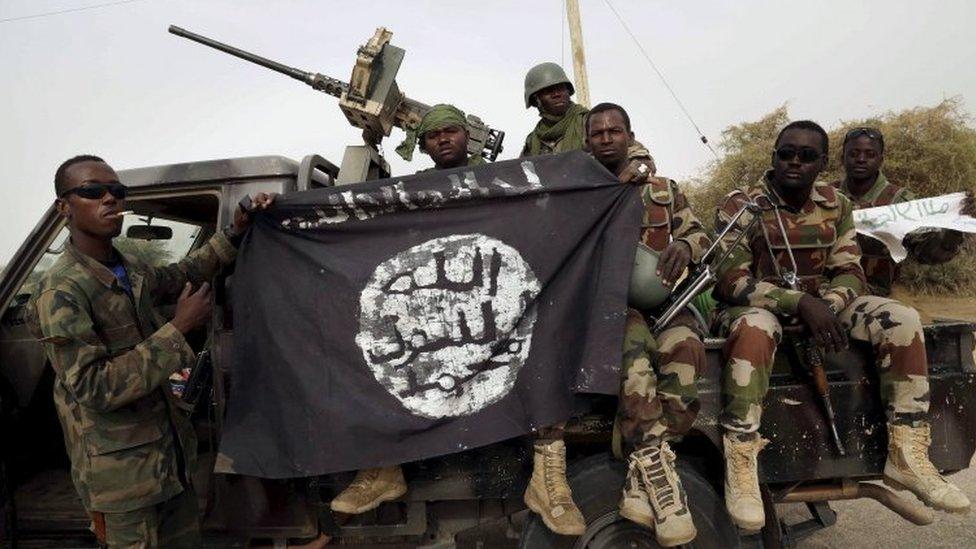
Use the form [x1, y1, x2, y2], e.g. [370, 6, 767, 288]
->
[1, 25, 974, 548]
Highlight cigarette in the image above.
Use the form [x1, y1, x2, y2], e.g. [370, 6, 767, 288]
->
[114, 210, 134, 218]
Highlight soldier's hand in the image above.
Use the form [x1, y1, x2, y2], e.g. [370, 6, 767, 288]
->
[797, 294, 847, 354]
[172, 282, 212, 334]
[657, 241, 691, 288]
[232, 192, 277, 236]
[617, 159, 655, 185]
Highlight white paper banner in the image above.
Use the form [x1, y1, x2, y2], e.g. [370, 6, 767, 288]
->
[853, 192, 976, 262]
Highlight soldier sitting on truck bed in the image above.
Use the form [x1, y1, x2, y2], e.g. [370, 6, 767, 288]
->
[334, 104, 591, 537]
[521, 62, 656, 184]
[711, 121, 971, 532]
[585, 102, 712, 547]
[832, 126, 975, 296]
[29, 155, 273, 548]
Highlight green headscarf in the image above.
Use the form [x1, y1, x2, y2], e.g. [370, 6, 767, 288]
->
[396, 103, 468, 161]
[523, 102, 589, 156]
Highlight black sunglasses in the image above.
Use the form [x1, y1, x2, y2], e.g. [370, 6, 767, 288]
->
[844, 127, 885, 148]
[60, 182, 128, 200]
[774, 146, 822, 163]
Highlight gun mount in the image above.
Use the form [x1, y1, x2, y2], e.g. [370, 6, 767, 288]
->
[168, 25, 505, 182]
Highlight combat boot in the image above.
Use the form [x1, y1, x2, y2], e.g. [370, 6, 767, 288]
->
[883, 423, 971, 513]
[524, 440, 586, 536]
[723, 432, 769, 530]
[330, 465, 407, 514]
[620, 443, 697, 547]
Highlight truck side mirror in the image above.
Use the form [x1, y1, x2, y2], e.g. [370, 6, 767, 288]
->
[126, 225, 173, 241]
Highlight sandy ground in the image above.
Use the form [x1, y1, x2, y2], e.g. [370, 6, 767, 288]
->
[787, 290, 976, 548]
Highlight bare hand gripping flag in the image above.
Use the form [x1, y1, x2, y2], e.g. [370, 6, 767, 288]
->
[218, 151, 643, 477]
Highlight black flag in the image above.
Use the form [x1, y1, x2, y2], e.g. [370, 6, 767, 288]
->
[218, 151, 642, 477]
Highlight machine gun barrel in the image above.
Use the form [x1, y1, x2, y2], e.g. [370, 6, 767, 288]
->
[168, 25, 348, 97]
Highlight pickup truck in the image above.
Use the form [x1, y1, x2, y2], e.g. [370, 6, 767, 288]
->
[2, 155, 973, 548]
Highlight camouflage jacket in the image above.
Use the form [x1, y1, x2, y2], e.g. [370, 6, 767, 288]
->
[29, 231, 236, 512]
[833, 172, 961, 296]
[714, 172, 866, 315]
[640, 176, 711, 263]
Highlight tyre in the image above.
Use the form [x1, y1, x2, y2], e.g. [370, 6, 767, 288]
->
[519, 452, 739, 548]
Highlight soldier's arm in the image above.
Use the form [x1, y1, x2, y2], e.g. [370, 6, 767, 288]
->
[821, 198, 867, 312]
[627, 141, 656, 175]
[144, 230, 237, 305]
[713, 192, 806, 314]
[669, 180, 712, 263]
[34, 287, 194, 412]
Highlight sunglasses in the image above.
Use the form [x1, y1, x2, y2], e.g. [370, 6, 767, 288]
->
[844, 127, 885, 147]
[60, 182, 128, 200]
[774, 146, 822, 163]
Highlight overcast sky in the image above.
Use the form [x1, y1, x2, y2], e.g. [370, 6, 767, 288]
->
[1, 0, 973, 265]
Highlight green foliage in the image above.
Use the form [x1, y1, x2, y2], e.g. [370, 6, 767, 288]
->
[685, 98, 976, 295]
[114, 238, 173, 267]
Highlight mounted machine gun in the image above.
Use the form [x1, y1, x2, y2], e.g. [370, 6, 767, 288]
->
[168, 25, 505, 183]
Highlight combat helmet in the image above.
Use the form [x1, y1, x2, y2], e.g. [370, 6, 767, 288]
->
[628, 243, 673, 310]
[523, 62, 575, 108]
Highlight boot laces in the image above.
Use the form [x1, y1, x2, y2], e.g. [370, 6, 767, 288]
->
[905, 429, 942, 482]
[635, 444, 683, 518]
[543, 450, 574, 506]
[729, 438, 761, 497]
[349, 468, 382, 492]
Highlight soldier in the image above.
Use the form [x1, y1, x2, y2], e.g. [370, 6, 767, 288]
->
[833, 126, 974, 296]
[394, 103, 486, 169]
[30, 155, 273, 547]
[712, 121, 971, 531]
[586, 102, 711, 546]
[521, 62, 656, 183]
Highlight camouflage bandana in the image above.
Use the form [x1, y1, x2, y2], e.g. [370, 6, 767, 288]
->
[396, 104, 468, 161]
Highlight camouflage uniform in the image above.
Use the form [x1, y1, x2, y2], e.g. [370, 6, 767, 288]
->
[833, 172, 965, 296]
[620, 178, 712, 448]
[29, 231, 237, 547]
[713, 173, 930, 433]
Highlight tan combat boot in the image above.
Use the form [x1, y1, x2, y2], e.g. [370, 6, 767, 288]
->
[524, 440, 586, 536]
[723, 432, 769, 531]
[619, 443, 697, 547]
[883, 423, 971, 513]
[330, 465, 407, 514]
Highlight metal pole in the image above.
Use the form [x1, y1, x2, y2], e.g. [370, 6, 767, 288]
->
[566, 0, 591, 108]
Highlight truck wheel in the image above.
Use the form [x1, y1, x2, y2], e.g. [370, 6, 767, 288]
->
[519, 452, 739, 548]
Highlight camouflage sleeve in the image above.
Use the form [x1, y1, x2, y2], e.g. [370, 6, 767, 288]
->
[894, 188, 966, 264]
[669, 181, 712, 263]
[820, 198, 866, 311]
[627, 141, 656, 175]
[34, 288, 194, 412]
[713, 192, 806, 314]
[145, 230, 237, 305]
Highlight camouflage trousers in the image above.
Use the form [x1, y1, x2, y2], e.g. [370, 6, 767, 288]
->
[619, 308, 705, 448]
[717, 295, 930, 433]
[99, 485, 199, 548]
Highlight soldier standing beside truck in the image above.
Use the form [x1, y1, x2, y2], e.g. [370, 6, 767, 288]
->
[833, 127, 974, 296]
[712, 121, 971, 531]
[29, 155, 273, 548]
[585, 102, 711, 547]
